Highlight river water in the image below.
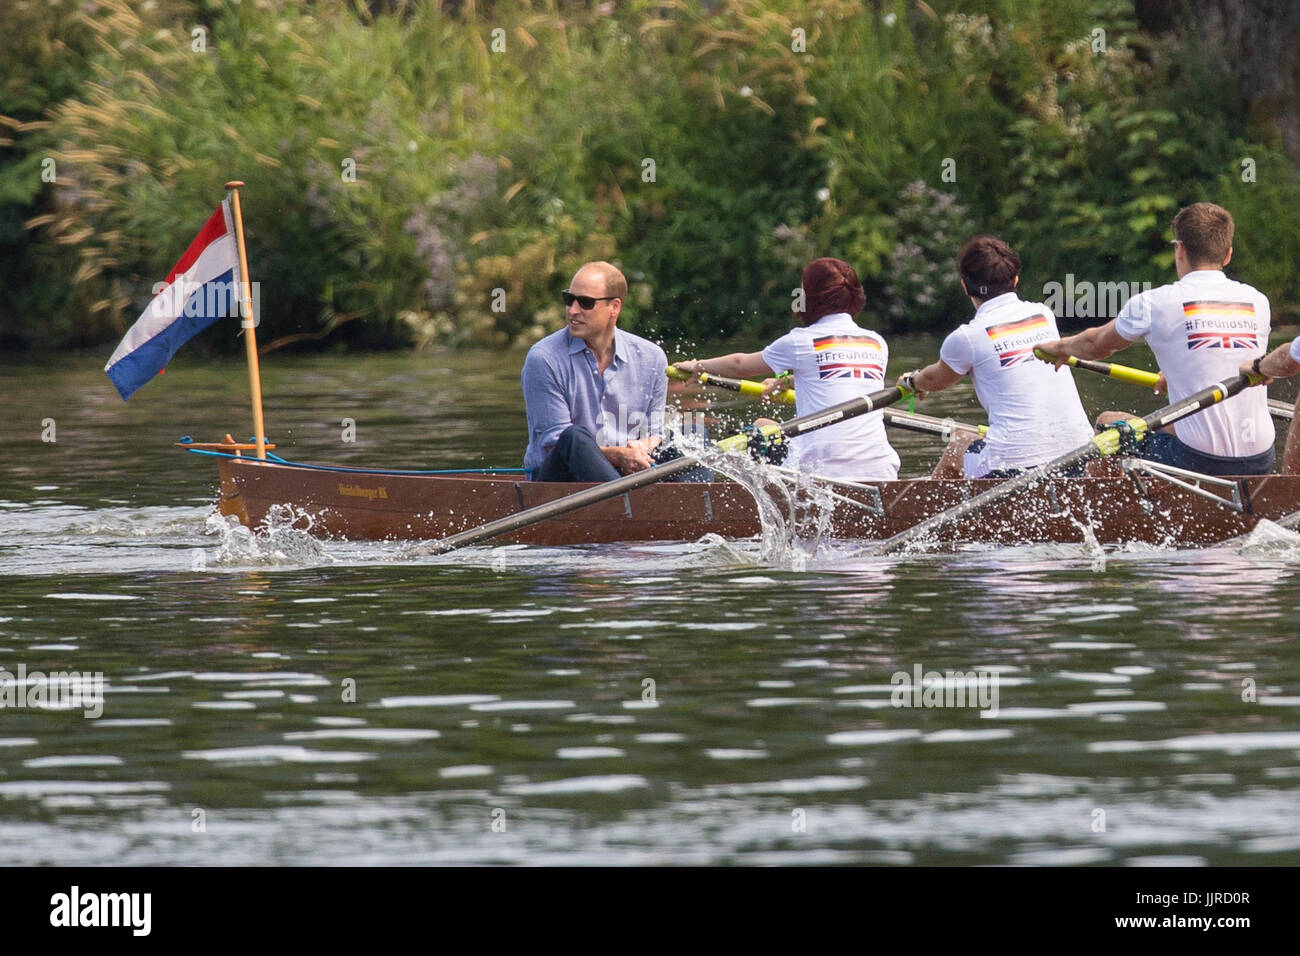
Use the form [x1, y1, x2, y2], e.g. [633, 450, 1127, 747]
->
[1, 345, 1298, 865]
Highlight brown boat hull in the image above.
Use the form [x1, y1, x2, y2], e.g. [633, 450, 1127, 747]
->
[213, 457, 1300, 548]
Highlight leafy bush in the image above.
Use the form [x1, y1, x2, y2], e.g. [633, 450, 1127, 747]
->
[5, 0, 1298, 354]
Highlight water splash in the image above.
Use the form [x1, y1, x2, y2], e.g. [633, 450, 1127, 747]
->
[1234, 518, 1300, 561]
[1064, 514, 1107, 573]
[674, 431, 841, 570]
[201, 506, 335, 568]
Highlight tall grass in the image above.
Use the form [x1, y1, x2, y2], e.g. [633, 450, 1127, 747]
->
[4, 0, 1297, 353]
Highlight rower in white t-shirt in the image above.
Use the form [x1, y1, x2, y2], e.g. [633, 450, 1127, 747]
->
[675, 257, 899, 482]
[758, 313, 899, 480]
[899, 235, 1093, 478]
[1042, 202, 1274, 476]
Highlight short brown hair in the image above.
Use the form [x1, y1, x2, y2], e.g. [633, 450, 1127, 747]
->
[1171, 203, 1234, 267]
[957, 235, 1020, 300]
[584, 261, 627, 300]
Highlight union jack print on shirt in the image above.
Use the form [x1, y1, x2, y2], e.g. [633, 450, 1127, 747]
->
[997, 347, 1037, 368]
[1186, 331, 1259, 350]
[813, 334, 884, 380]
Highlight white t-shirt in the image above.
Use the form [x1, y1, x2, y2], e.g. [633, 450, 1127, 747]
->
[1114, 270, 1273, 457]
[761, 313, 900, 481]
[1289, 335, 1300, 364]
[939, 292, 1094, 474]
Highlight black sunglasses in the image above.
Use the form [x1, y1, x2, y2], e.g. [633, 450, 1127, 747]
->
[562, 291, 618, 310]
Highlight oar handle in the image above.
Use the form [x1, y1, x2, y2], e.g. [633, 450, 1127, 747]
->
[715, 385, 904, 452]
[1033, 348, 1161, 388]
[667, 365, 796, 404]
[1035, 348, 1292, 421]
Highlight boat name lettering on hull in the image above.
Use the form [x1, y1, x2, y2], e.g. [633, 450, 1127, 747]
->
[338, 483, 388, 500]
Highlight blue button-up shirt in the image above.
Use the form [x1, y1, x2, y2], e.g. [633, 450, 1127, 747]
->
[522, 327, 668, 473]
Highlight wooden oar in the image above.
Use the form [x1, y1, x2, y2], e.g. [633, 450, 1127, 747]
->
[668, 366, 986, 437]
[411, 384, 906, 556]
[1034, 348, 1293, 421]
[874, 372, 1264, 555]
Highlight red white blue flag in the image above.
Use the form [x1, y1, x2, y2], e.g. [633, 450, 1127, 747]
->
[105, 201, 242, 400]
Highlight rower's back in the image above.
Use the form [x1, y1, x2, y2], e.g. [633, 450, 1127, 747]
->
[940, 292, 1094, 476]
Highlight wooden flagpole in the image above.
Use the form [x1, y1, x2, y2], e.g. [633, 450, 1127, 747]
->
[224, 181, 268, 460]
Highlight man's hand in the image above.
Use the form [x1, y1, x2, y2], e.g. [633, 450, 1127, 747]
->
[1153, 371, 1168, 395]
[607, 439, 655, 474]
[760, 376, 790, 400]
[1037, 340, 1069, 369]
[898, 370, 928, 400]
[1240, 356, 1273, 385]
[676, 360, 704, 382]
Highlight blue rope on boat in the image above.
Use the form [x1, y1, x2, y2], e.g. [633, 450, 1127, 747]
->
[182, 448, 527, 476]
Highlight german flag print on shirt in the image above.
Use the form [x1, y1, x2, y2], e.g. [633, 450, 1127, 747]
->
[985, 313, 1050, 368]
[1182, 301, 1258, 349]
[813, 334, 885, 380]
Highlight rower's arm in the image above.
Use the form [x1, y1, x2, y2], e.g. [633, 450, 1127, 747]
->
[1248, 340, 1300, 381]
[1041, 320, 1135, 364]
[677, 352, 773, 380]
[908, 360, 963, 398]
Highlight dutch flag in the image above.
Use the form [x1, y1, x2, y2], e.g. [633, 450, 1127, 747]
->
[105, 201, 243, 401]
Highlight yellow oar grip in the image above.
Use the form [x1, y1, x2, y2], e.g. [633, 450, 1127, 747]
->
[669, 365, 797, 404]
[701, 372, 762, 397]
[715, 422, 782, 453]
[714, 374, 795, 405]
[1032, 348, 1161, 388]
[1092, 417, 1149, 457]
[1098, 363, 1159, 388]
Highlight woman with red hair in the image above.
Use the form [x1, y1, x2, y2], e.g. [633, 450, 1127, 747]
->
[675, 257, 899, 482]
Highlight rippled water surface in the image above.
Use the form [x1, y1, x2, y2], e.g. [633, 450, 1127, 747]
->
[1, 347, 1298, 865]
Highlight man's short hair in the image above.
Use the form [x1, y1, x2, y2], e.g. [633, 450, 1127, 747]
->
[957, 235, 1020, 299]
[1171, 203, 1234, 267]
[582, 261, 627, 300]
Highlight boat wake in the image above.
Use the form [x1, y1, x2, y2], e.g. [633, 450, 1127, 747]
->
[1232, 518, 1300, 560]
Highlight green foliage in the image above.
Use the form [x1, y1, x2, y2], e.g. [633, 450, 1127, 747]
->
[5, 0, 1300, 354]
[883, 181, 978, 329]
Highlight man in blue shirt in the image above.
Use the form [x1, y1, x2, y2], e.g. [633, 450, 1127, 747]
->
[522, 261, 670, 482]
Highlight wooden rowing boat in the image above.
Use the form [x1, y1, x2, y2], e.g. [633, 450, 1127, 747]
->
[209, 453, 1300, 548]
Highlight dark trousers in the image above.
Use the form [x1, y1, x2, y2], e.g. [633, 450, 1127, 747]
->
[532, 424, 714, 483]
[534, 425, 620, 482]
